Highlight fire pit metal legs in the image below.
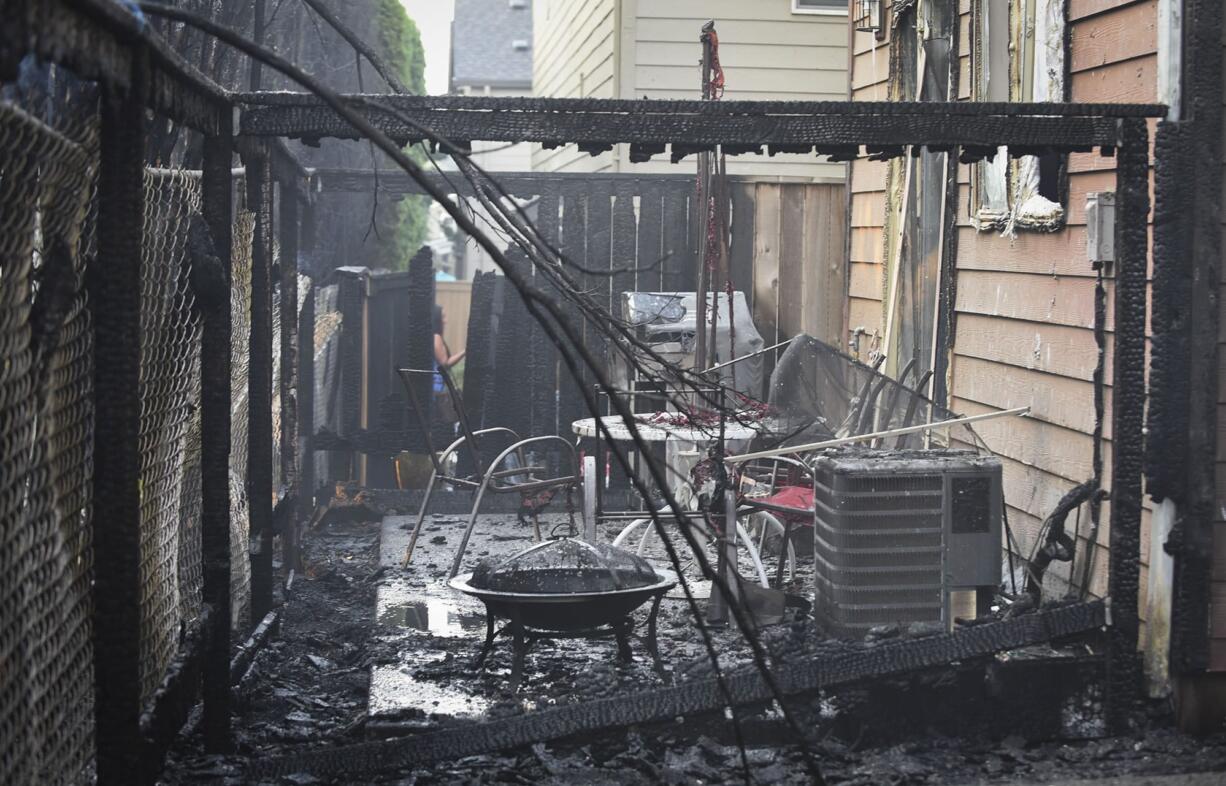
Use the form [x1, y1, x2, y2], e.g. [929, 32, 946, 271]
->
[471, 590, 669, 690]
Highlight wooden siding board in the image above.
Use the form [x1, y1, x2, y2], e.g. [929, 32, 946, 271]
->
[953, 313, 1110, 382]
[955, 269, 1114, 330]
[956, 227, 1092, 277]
[1072, 53, 1159, 102]
[848, 261, 882, 300]
[952, 354, 1112, 439]
[1069, 0, 1158, 74]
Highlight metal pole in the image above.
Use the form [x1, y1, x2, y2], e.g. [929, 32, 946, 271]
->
[1106, 117, 1150, 733]
[693, 22, 715, 376]
[279, 187, 300, 573]
[246, 148, 275, 621]
[92, 52, 148, 785]
[199, 108, 233, 753]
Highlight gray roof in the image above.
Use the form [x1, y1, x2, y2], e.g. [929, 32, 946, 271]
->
[450, 0, 533, 90]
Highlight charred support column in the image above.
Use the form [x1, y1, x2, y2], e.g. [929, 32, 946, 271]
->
[245, 147, 276, 622]
[298, 199, 316, 513]
[199, 112, 233, 752]
[1106, 117, 1150, 733]
[279, 189, 299, 572]
[91, 54, 147, 785]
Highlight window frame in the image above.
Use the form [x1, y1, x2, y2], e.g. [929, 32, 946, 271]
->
[969, 0, 1071, 233]
[791, 0, 849, 16]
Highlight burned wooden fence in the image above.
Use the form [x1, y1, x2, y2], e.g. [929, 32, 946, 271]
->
[311, 169, 848, 481]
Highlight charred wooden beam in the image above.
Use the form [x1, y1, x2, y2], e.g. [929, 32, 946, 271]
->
[312, 168, 699, 197]
[244, 147, 276, 623]
[248, 601, 1107, 779]
[237, 94, 1161, 151]
[1106, 118, 1151, 733]
[199, 109, 234, 754]
[91, 50, 149, 786]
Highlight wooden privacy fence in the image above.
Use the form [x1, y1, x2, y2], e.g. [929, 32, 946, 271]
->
[315, 170, 847, 350]
[313, 171, 847, 488]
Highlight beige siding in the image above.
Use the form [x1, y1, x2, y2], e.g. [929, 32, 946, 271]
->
[531, 0, 618, 172]
[623, 0, 847, 178]
[532, 0, 849, 179]
[845, 25, 891, 347]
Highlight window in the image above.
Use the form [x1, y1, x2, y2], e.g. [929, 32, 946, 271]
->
[972, 0, 1068, 233]
[792, 0, 848, 14]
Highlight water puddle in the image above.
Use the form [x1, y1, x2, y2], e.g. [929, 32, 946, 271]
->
[377, 597, 486, 638]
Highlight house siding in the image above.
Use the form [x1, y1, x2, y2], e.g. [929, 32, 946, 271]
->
[847, 0, 1160, 616]
[532, 0, 848, 178]
[531, 0, 618, 173]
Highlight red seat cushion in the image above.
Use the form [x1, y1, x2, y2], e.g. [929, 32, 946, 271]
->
[747, 485, 814, 524]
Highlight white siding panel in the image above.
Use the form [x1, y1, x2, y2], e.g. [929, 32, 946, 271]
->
[533, 0, 849, 176]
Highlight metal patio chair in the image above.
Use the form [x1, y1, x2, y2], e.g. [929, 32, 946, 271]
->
[397, 366, 582, 579]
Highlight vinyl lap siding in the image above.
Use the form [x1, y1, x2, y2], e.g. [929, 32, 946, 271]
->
[531, 0, 617, 172]
[627, 0, 847, 178]
[532, 0, 849, 177]
[846, 26, 890, 339]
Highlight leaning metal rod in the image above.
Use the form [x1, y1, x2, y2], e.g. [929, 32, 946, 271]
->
[705, 336, 796, 373]
[136, 6, 824, 779]
[726, 406, 1031, 464]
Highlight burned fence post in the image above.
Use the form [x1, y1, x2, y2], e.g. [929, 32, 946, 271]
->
[91, 53, 148, 785]
[457, 271, 495, 477]
[243, 145, 276, 623]
[402, 247, 435, 483]
[199, 110, 234, 753]
[1106, 117, 1150, 734]
[279, 185, 300, 572]
[496, 250, 535, 440]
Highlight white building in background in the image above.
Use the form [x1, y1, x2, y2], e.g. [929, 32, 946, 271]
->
[531, 0, 849, 178]
[447, 0, 535, 279]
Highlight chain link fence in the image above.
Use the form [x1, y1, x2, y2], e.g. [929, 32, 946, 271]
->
[138, 168, 204, 701]
[0, 75, 100, 785]
[231, 209, 256, 633]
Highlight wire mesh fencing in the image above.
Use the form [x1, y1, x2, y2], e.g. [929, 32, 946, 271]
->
[0, 75, 100, 785]
[231, 209, 256, 633]
[137, 168, 204, 702]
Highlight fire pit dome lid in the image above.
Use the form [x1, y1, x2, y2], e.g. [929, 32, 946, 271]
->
[469, 538, 661, 594]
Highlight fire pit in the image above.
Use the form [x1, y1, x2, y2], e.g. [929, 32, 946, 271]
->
[449, 538, 676, 686]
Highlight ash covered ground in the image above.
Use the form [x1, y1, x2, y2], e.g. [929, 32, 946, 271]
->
[163, 504, 1226, 785]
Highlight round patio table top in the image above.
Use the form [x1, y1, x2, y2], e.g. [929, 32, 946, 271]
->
[570, 413, 760, 443]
